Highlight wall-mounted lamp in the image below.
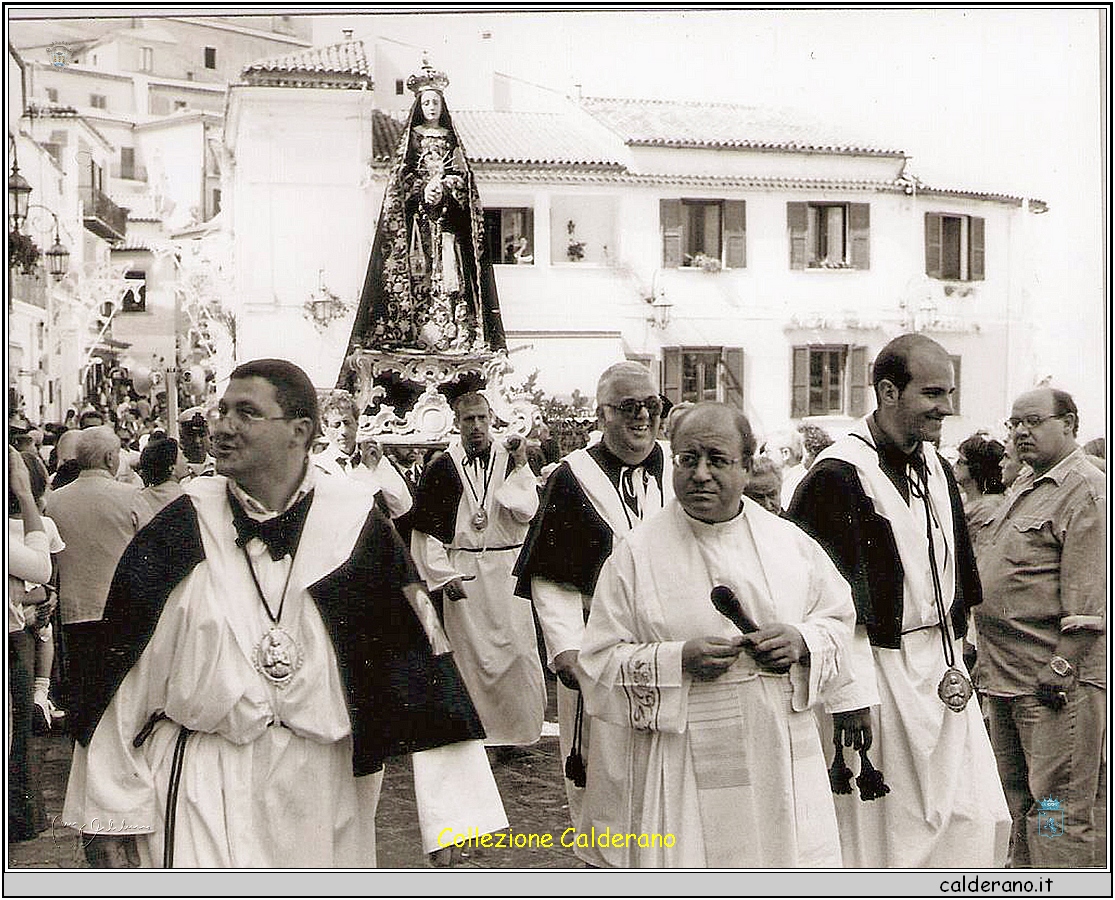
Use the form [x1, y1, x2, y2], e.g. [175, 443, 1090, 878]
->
[303, 268, 352, 329]
[644, 270, 672, 329]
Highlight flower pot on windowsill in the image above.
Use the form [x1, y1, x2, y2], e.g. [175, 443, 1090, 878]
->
[566, 241, 585, 262]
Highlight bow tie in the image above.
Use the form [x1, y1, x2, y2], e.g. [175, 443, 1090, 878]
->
[229, 488, 314, 561]
[465, 447, 491, 468]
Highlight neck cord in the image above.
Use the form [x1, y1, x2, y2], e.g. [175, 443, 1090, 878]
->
[909, 456, 957, 669]
[462, 448, 495, 510]
[241, 544, 296, 625]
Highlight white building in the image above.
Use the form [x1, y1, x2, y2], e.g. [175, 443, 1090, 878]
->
[222, 38, 1048, 445]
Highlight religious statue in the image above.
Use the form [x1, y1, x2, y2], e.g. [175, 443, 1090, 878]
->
[343, 60, 506, 356]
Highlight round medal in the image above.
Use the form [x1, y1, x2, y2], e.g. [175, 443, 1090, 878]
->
[253, 625, 304, 689]
[472, 508, 488, 531]
[937, 666, 974, 712]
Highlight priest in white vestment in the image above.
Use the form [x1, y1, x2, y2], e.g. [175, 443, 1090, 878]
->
[579, 403, 876, 867]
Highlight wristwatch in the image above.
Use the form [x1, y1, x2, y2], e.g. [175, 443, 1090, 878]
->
[1049, 655, 1075, 677]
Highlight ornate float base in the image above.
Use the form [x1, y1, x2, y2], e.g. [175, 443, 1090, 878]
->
[341, 348, 536, 447]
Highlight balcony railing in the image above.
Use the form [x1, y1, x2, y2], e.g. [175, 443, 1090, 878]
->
[81, 186, 128, 241]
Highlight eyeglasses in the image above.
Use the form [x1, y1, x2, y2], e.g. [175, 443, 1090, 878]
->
[672, 450, 739, 471]
[1004, 414, 1064, 432]
[605, 396, 663, 420]
[207, 406, 293, 431]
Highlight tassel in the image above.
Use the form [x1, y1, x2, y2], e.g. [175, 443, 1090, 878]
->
[565, 691, 587, 788]
[828, 743, 854, 795]
[856, 748, 891, 801]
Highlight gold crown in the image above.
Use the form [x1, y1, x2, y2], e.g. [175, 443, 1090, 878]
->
[406, 60, 449, 96]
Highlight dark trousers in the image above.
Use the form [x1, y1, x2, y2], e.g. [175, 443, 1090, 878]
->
[9, 628, 46, 841]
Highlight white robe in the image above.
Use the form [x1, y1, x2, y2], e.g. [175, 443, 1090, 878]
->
[62, 474, 507, 867]
[815, 421, 1011, 867]
[579, 498, 869, 867]
[410, 442, 544, 746]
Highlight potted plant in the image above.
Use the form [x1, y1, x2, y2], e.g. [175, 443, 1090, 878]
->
[9, 230, 41, 275]
[566, 220, 585, 261]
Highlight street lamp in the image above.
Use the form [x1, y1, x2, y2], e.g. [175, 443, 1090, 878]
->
[23, 204, 71, 281]
[8, 159, 32, 232]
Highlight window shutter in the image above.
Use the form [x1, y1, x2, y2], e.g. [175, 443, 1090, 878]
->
[660, 200, 683, 268]
[969, 216, 985, 281]
[720, 348, 745, 409]
[925, 212, 942, 278]
[787, 202, 807, 270]
[791, 347, 809, 418]
[723, 200, 746, 268]
[848, 345, 869, 417]
[849, 203, 870, 269]
[949, 354, 962, 415]
[661, 348, 682, 404]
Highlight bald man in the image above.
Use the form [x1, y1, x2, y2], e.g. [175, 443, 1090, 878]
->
[45, 426, 140, 713]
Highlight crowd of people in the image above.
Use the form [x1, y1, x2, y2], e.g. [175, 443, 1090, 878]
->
[6, 331, 1106, 870]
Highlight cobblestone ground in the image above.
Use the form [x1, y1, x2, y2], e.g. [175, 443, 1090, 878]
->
[8, 678, 1107, 870]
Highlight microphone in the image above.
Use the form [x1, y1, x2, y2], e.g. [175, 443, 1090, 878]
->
[504, 435, 523, 452]
[710, 585, 758, 635]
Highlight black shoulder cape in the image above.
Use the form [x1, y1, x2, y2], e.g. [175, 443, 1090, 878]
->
[70, 493, 484, 776]
[784, 452, 981, 649]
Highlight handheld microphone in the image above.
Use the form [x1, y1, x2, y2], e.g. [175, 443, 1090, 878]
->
[504, 435, 523, 452]
[710, 585, 758, 635]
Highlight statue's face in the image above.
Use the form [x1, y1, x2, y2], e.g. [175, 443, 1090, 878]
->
[420, 90, 442, 123]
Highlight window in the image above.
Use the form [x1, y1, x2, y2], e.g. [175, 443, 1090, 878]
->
[210, 188, 221, 218]
[660, 199, 745, 268]
[45, 87, 58, 103]
[661, 347, 745, 409]
[90, 93, 107, 109]
[787, 202, 870, 269]
[204, 47, 217, 69]
[174, 100, 188, 111]
[395, 79, 405, 95]
[120, 271, 146, 313]
[925, 213, 984, 281]
[120, 147, 135, 180]
[140, 47, 153, 72]
[483, 208, 534, 264]
[790, 345, 869, 417]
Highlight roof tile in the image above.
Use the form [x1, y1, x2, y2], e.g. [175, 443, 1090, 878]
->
[580, 96, 904, 157]
[242, 39, 371, 88]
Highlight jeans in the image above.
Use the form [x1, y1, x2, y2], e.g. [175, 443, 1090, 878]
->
[985, 686, 1106, 867]
[8, 628, 46, 841]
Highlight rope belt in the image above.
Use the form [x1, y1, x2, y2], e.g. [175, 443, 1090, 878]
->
[134, 712, 193, 868]
[449, 543, 524, 553]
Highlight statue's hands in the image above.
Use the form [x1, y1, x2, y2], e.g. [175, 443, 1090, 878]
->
[424, 179, 444, 206]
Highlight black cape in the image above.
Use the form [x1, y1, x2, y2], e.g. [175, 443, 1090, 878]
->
[408, 450, 515, 546]
[69, 493, 485, 777]
[785, 449, 981, 650]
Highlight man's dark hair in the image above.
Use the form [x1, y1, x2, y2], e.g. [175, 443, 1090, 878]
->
[78, 410, 104, 428]
[1050, 388, 1079, 437]
[138, 437, 179, 487]
[872, 334, 947, 399]
[797, 423, 834, 459]
[229, 359, 320, 449]
[10, 450, 49, 516]
[452, 391, 491, 415]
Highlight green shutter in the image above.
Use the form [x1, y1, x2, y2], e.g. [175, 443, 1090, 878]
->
[969, 216, 985, 281]
[661, 348, 682, 404]
[849, 203, 870, 269]
[849, 345, 869, 416]
[723, 200, 746, 269]
[791, 346, 809, 417]
[787, 202, 807, 270]
[661, 200, 683, 268]
[721, 348, 745, 409]
[925, 212, 942, 278]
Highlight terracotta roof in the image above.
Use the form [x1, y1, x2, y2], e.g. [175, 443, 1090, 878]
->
[242, 39, 371, 89]
[371, 109, 625, 168]
[581, 96, 904, 157]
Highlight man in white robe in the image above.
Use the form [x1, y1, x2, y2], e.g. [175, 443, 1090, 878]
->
[409, 392, 544, 747]
[786, 334, 1010, 867]
[512, 362, 673, 864]
[63, 359, 506, 868]
[579, 402, 873, 867]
